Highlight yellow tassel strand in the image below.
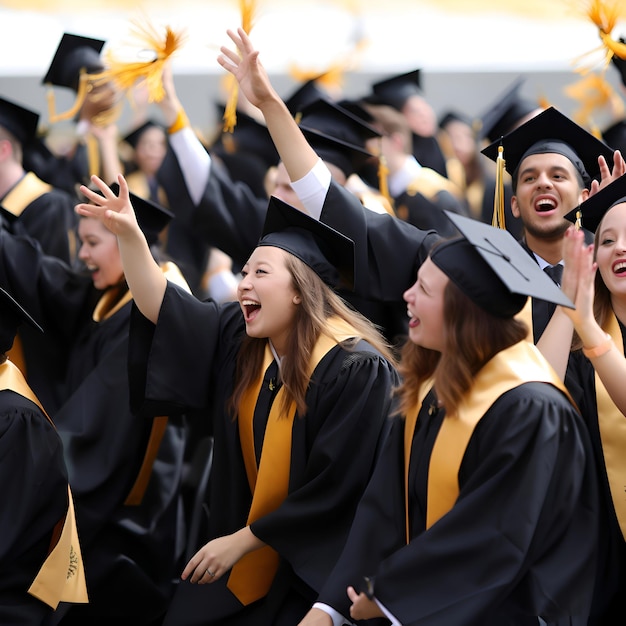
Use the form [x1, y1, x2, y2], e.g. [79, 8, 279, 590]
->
[564, 72, 624, 128]
[88, 20, 186, 105]
[46, 72, 90, 124]
[223, 0, 257, 133]
[377, 153, 394, 210]
[492, 145, 506, 230]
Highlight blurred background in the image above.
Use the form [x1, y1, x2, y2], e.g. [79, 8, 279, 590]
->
[0, 0, 624, 137]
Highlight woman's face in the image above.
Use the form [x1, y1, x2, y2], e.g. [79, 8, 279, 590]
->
[133, 126, 168, 176]
[595, 202, 626, 300]
[403, 257, 447, 352]
[238, 245, 301, 356]
[77, 217, 124, 290]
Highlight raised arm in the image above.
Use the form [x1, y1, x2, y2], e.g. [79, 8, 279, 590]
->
[217, 27, 318, 182]
[75, 174, 166, 323]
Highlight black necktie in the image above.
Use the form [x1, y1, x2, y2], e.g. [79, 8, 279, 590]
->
[543, 264, 563, 287]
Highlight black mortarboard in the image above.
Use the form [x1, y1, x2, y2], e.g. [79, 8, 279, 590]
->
[259, 196, 355, 290]
[431, 211, 574, 317]
[368, 69, 422, 110]
[438, 110, 475, 131]
[212, 105, 279, 170]
[42, 33, 105, 91]
[0, 97, 40, 146]
[481, 106, 614, 186]
[564, 173, 626, 234]
[477, 77, 541, 143]
[285, 78, 331, 118]
[0, 286, 43, 354]
[98, 183, 174, 247]
[602, 118, 626, 153]
[298, 98, 380, 177]
[122, 119, 166, 149]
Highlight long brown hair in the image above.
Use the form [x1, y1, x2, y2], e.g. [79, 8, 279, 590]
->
[395, 279, 527, 416]
[228, 253, 396, 418]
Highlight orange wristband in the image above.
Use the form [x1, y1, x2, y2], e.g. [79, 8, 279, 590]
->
[168, 108, 189, 134]
[582, 333, 614, 359]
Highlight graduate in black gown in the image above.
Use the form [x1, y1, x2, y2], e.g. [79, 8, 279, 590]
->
[0, 96, 78, 264]
[0, 287, 87, 625]
[481, 106, 620, 342]
[300, 214, 600, 626]
[75, 175, 400, 626]
[539, 177, 626, 623]
[0, 188, 188, 626]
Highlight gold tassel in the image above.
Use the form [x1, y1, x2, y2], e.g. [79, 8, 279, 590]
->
[572, 0, 626, 72]
[88, 20, 186, 105]
[223, 0, 257, 133]
[46, 72, 90, 124]
[492, 145, 506, 230]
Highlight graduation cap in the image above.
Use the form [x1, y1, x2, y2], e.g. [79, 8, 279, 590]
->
[367, 69, 422, 111]
[438, 110, 475, 132]
[0, 286, 43, 354]
[477, 77, 542, 143]
[285, 78, 332, 118]
[0, 97, 40, 146]
[564, 173, 626, 234]
[481, 106, 614, 186]
[212, 105, 279, 170]
[42, 33, 105, 91]
[90, 182, 174, 247]
[259, 196, 355, 290]
[431, 211, 574, 318]
[298, 98, 380, 177]
[122, 119, 166, 150]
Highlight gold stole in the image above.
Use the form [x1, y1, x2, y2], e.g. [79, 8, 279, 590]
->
[0, 359, 88, 608]
[227, 317, 359, 605]
[404, 342, 572, 533]
[93, 264, 191, 506]
[1, 172, 52, 217]
[404, 377, 435, 543]
[595, 313, 626, 540]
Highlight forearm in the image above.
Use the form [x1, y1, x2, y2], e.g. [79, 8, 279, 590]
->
[118, 228, 167, 324]
[536, 307, 575, 380]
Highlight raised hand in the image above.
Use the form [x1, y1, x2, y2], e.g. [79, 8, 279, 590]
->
[75, 174, 140, 239]
[217, 27, 278, 110]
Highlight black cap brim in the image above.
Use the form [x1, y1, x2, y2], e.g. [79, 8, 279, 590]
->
[42, 33, 105, 90]
[260, 196, 355, 290]
[0, 97, 39, 145]
[441, 211, 574, 310]
[564, 173, 626, 233]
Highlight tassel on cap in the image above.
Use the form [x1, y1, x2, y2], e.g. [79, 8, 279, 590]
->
[223, 0, 257, 134]
[492, 144, 506, 230]
[89, 19, 186, 105]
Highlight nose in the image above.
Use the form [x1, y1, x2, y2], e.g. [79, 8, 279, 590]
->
[403, 281, 417, 303]
[77, 242, 88, 260]
[535, 171, 553, 188]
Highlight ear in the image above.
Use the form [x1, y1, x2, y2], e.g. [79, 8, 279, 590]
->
[292, 295, 301, 305]
[510, 195, 521, 219]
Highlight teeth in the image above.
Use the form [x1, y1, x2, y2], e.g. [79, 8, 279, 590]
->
[242, 300, 260, 307]
[615, 262, 626, 273]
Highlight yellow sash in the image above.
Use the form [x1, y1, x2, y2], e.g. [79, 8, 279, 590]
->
[404, 377, 435, 543]
[413, 342, 571, 530]
[227, 317, 359, 605]
[1, 172, 52, 217]
[0, 360, 88, 608]
[595, 313, 626, 540]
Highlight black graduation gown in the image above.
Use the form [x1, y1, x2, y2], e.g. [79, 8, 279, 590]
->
[0, 175, 78, 264]
[127, 285, 399, 625]
[0, 390, 69, 625]
[318, 384, 600, 625]
[564, 347, 626, 623]
[156, 147, 213, 294]
[0, 230, 186, 625]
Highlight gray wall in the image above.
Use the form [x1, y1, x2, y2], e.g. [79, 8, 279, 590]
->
[0, 68, 623, 138]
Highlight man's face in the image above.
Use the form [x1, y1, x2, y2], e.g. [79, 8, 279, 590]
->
[511, 152, 588, 241]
